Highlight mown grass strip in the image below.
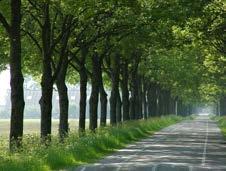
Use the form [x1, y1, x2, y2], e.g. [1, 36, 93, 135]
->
[0, 115, 186, 171]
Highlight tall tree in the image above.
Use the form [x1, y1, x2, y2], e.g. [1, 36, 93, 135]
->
[0, 0, 25, 149]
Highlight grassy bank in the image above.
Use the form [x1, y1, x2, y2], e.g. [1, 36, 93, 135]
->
[214, 116, 226, 138]
[0, 115, 185, 171]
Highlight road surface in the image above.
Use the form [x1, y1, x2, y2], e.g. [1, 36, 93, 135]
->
[70, 115, 226, 171]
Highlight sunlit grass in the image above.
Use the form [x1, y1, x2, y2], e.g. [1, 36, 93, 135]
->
[0, 115, 185, 171]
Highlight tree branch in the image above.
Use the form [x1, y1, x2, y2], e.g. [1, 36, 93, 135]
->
[0, 12, 10, 34]
[69, 62, 80, 72]
[22, 28, 42, 53]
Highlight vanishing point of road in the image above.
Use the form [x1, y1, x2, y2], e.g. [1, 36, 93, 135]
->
[69, 115, 226, 171]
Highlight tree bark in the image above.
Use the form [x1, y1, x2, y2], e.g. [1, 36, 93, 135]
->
[130, 79, 139, 119]
[8, 0, 25, 150]
[220, 96, 226, 116]
[147, 86, 152, 118]
[163, 90, 170, 115]
[216, 100, 220, 116]
[57, 20, 71, 140]
[89, 53, 100, 131]
[98, 57, 107, 127]
[40, 3, 53, 141]
[110, 53, 120, 125]
[147, 83, 158, 117]
[116, 90, 122, 123]
[169, 97, 176, 114]
[177, 100, 183, 116]
[78, 47, 89, 132]
[79, 66, 87, 132]
[142, 78, 148, 119]
[121, 60, 130, 121]
[130, 59, 139, 120]
[137, 76, 143, 119]
[56, 60, 69, 140]
[158, 88, 165, 116]
[100, 86, 107, 127]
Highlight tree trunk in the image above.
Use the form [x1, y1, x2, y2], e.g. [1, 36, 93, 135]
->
[89, 53, 100, 131]
[217, 100, 220, 116]
[143, 78, 148, 119]
[9, 0, 25, 150]
[56, 60, 69, 140]
[57, 20, 71, 139]
[158, 88, 165, 116]
[137, 76, 143, 119]
[175, 100, 178, 115]
[147, 86, 151, 118]
[156, 86, 161, 116]
[40, 3, 53, 141]
[164, 90, 170, 115]
[129, 97, 136, 120]
[130, 67, 139, 120]
[116, 90, 122, 123]
[148, 83, 158, 117]
[40, 79, 53, 141]
[98, 57, 107, 127]
[169, 97, 176, 114]
[121, 60, 130, 121]
[79, 66, 87, 132]
[220, 96, 226, 116]
[177, 100, 183, 116]
[100, 86, 107, 127]
[110, 53, 120, 125]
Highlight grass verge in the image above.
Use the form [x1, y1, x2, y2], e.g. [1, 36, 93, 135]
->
[213, 116, 226, 138]
[0, 115, 186, 171]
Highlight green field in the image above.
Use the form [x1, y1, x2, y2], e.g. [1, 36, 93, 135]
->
[0, 119, 77, 137]
[0, 119, 110, 137]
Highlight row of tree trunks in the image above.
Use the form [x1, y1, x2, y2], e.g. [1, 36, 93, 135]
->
[144, 82, 185, 117]
[177, 100, 192, 116]
[1, 0, 198, 150]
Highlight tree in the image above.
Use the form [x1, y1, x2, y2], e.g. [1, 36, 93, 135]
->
[0, 0, 25, 149]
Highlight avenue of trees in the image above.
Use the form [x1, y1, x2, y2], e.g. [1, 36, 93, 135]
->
[0, 0, 225, 149]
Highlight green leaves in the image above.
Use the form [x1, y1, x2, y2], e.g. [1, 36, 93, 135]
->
[0, 0, 223, 106]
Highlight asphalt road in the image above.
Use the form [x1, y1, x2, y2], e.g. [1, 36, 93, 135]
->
[70, 115, 226, 171]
